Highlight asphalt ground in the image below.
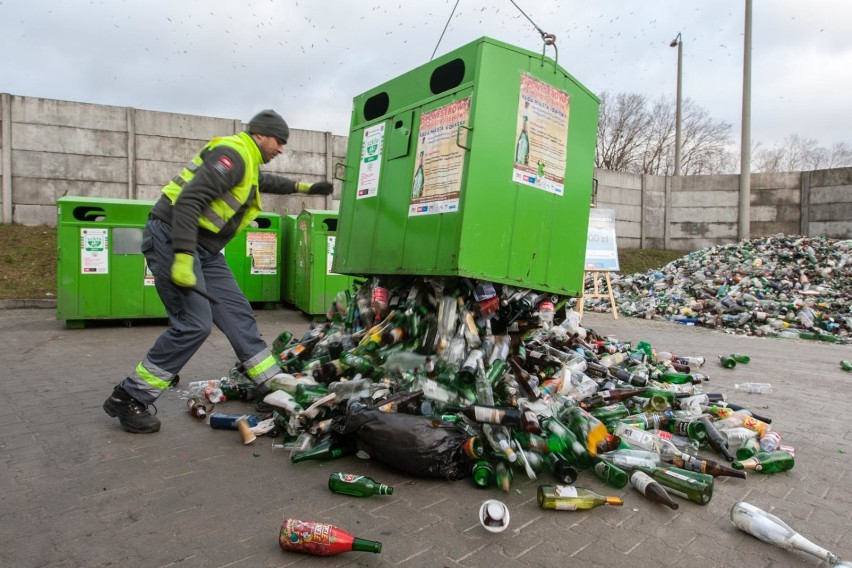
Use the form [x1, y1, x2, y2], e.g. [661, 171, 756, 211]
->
[1, 307, 850, 568]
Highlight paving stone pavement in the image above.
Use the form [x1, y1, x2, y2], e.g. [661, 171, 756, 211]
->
[0, 307, 850, 568]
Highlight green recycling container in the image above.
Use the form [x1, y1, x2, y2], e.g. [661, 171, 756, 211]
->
[56, 196, 166, 328]
[223, 211, 281, 306]
[281, 214, 299, 305]
[293, 210, 355, 316]
[333, 36, 599, 296]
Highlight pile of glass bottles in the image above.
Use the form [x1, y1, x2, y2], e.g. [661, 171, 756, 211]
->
[581, 234, 851, 344]
[214, 274, 800, 509]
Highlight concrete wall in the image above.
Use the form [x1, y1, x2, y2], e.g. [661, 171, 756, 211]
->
[595, 166, 851, 251]
[2, 94, 850, 250]
[0, 94, 346, 225]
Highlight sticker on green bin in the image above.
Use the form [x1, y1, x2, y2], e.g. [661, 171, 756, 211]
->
[357, 123, 385, 200]
[327, 236, 339, 276]
[81, 228, 109, 274]
[408, 97, 470, 217]
[512, 73, 570, 197]
[247, 231, 278, 275]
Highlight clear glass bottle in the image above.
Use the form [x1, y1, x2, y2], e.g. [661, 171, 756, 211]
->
[731, 501, 850, 566]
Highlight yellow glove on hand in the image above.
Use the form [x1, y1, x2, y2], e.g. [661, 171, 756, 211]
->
[171, 252, 196, 288]
[295, 182, 312, 194]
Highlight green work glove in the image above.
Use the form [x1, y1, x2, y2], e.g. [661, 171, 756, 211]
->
[171, 252, 196, 288]
[295, 181, 334, 195]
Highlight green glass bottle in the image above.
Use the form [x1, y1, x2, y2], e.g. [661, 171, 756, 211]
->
[471, 460, 494, 488]
[736, 437, 761, 461]
[590, 402, 630, 424]
[668, 417, 707, 443]
[629, 470, 679, 510]
[718, 355, 737, 369]
[328, 472, 393, 497]
[291, 436, 357, 463]
[541, 417, 592, 469]
[635, 465, 714, 505]
[547, 453, 579, 484]
[671, 452, 747, 479]
[295, 383, 329, 407]
[841, 360, 852, 372]
[730, 353, 751, 363]
[593, 460, 628, 489]
[536, 485, 623, 511]
[658, 370, 708, 384]
[494, 460, 514, 492]
[732, 451, 795, 474]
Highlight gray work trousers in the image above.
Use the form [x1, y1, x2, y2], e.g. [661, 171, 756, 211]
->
[121, 218, 274, 404]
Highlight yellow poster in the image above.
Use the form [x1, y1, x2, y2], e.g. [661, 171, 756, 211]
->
[247, 232, 277, 275]
[409, 97, 470, 216]
[512, 73, 570, 196]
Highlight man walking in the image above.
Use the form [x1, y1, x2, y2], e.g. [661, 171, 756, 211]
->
[103, 109, 332, 433]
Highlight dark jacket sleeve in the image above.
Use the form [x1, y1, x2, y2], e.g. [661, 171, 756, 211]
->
[171, 146, 246, 253]
[258, 171, 299, 195]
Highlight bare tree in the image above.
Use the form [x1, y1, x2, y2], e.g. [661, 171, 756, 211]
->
[754, 135, 852, 172]
[595, 92, 651, 172]
[595, 91, 734, 175]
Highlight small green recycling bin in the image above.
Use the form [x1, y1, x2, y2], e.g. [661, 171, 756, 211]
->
[293, 210, 354, 316]
[333, 36, 599, 296]
[223, 212, 282, 306]
[281, 214, 299, 305]
[56, 196, 165, 327]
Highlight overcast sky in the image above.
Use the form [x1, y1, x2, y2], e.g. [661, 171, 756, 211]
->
[1, 0, 849, 151]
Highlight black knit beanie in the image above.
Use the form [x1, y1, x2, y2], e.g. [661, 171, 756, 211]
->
[248, 109, 290, 143]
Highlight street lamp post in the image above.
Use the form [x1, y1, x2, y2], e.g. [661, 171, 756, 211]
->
[669, 33, 683, 176]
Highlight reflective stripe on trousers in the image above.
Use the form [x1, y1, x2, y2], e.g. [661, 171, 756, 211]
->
[121, 218, 281, 404]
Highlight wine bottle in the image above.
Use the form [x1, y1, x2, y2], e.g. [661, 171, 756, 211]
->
[731, 502, 850, 566]
[629, 470, 679, 510]
[279, 518, 382, 556]
[635, 465, 713, 505]
[536, 485, 623, 511]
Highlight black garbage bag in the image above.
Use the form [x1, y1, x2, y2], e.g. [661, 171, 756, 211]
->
[331, 407, 478, 480]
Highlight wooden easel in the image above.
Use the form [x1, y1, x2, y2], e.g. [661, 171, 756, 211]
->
[577, 271, 618, 319]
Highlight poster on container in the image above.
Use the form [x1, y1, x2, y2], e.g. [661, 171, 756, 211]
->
[81, 228, 108, 274]
[357, 123, 385, 199]
[247, 232, 277, 275]
[512, 73, 570, 196]
[408, 97, 470, 217]
[584, 209, 620, 271]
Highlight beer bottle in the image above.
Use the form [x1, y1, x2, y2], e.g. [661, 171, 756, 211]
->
[732, 451, 795, 474]
[455, 404, 521, 427]
[697, 415, 734, 462]
[508, 356, 541, 400]
[718, 355, 737, 369]
[735, 437, 761, 461]
[494, 459, 514, 492]
[629, 470, 679, 510]
[472, 460, 495, 488]
[186, 397, 207, 419]
[536, 485, 623, 511]
[279, 518, 382, 556]
[671, 452, 747, 479]
[593, 460, 628, 489]
[547, 453, 579, 484]
[328, 472, 393, 497]
[291, 436, 357, 463]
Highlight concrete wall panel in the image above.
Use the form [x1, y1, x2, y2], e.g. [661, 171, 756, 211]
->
[12, 96, 127, 131]
[13, 150, 127, 183]
[12, 123, 127, 156]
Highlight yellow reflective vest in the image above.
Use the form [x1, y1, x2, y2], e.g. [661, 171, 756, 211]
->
[161, 132, 262, 235]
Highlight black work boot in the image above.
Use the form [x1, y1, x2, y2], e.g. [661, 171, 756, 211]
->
[103, 385, 161, 433]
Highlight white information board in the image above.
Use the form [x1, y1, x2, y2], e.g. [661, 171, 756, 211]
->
[584, 208, 620, 272]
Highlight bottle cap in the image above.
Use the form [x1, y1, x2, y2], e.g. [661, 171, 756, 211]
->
[479, 499, 510, 533]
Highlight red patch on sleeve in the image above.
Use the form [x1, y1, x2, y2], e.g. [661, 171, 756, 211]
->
[218, 156, 233, 170]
